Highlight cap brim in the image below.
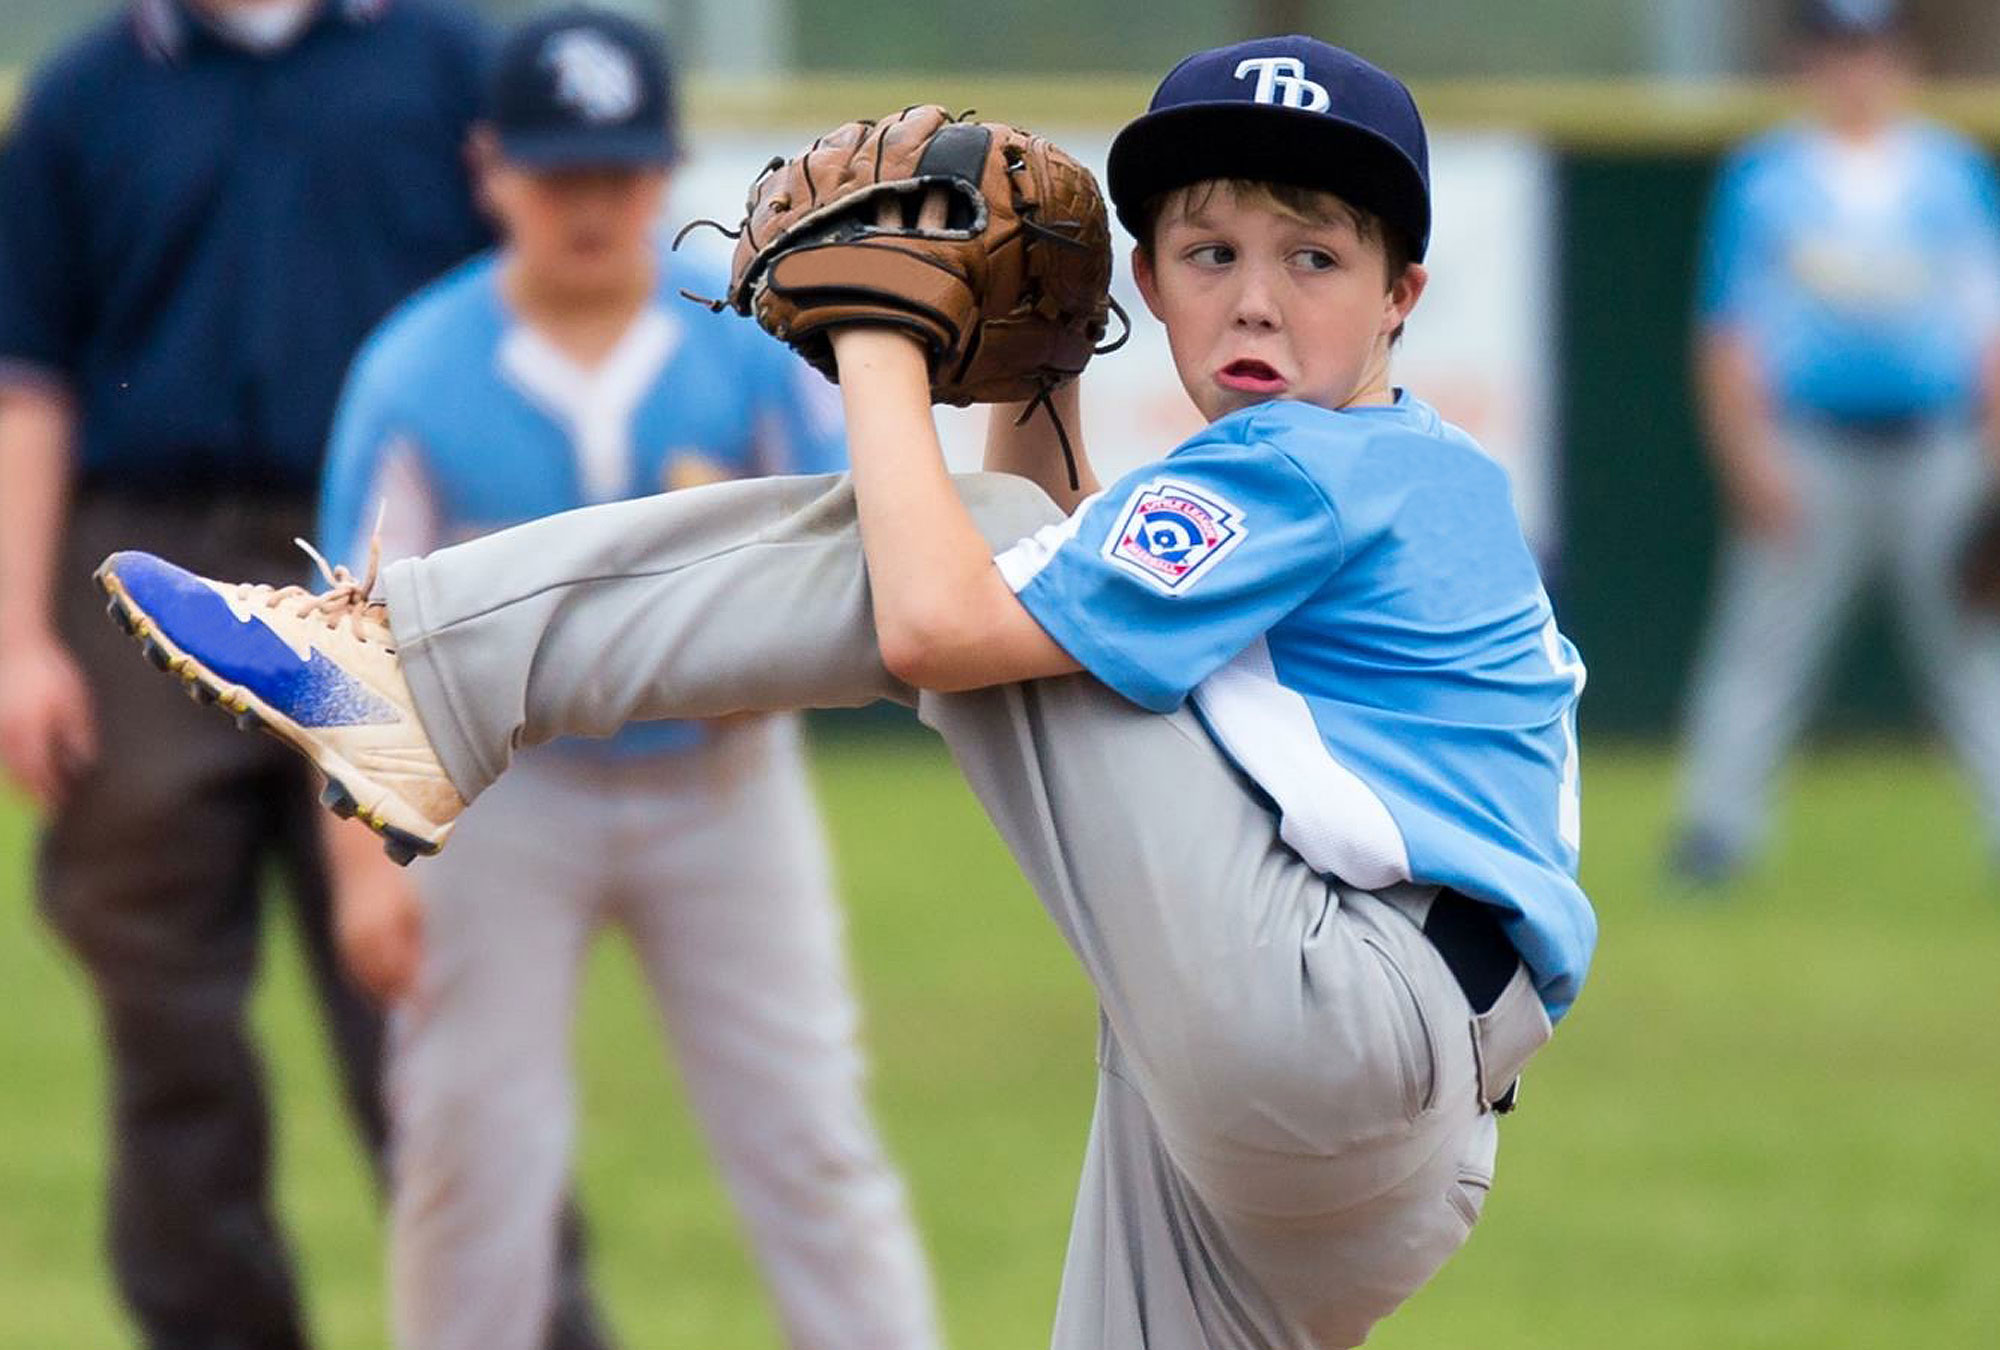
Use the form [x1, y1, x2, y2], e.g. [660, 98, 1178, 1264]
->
[1108, 102, 1430, 259]
[497, 127, 679, 170]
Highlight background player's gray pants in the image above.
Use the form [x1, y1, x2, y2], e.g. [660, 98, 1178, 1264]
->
[382, 473, 1548, 1349]
[1678, 422, 2000, 862]
[391, 723, 940, 1350]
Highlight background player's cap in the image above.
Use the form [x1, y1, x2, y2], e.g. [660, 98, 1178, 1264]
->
[488, 6, 680, 170]
[1792, 0, 1907, 43]
[1107, 35, 1430, 260]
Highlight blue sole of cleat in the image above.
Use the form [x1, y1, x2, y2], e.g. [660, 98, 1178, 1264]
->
[96, 568, 442, 868]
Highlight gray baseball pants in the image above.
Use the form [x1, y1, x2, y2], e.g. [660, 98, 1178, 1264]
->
[381, 472, 1550, 1349]
[1679, 421, 2000, 861]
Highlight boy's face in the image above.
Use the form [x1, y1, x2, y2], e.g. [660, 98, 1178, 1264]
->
[1132, 185, 1426, 421]
[1801, 38, 1912, 130]
[474, 131, 668, 297]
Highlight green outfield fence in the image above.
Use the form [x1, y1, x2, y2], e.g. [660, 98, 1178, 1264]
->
[9, 75, 2000, 735]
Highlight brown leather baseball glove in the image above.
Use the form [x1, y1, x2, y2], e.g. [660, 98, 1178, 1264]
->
[685, 106, 1119, 476]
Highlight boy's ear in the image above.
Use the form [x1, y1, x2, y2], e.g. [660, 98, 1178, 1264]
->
[1382, 261, 1429, 337]
[1131, 245, 1166, 323]
[466, 125, 503, 216]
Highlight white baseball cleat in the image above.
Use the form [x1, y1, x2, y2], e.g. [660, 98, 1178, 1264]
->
[95, 539, 464, 865]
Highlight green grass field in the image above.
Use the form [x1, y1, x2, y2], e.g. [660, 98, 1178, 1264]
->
[2, 738, 1996, 1349]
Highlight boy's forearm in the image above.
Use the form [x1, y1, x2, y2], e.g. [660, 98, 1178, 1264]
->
[830, 328, 1081, 688]
[983, 381, 1100, 509]
[1980, 340, 2000, 463]
[1695, 329, 1776, 475]
[0, 385, 77, 643]
[832, 332, 1003, 650]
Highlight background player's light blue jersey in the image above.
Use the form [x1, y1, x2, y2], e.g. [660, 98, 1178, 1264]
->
[1699, 120, 2000, 424]
[320, 248, 845, 756]
[996, 395, 1594, 1018]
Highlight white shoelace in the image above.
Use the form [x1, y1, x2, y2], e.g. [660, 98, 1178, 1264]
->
[234, 527, 389, 645]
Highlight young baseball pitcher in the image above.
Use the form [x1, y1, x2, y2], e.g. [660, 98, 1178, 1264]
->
[313, 11, 940, 1350]
[96, 35, 1595, 1349]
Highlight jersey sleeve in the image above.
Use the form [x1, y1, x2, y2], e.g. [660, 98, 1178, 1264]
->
[317, 350, 441, 573]
[0, 74, 87, 385]
[1959, 144, 2000, 337]
[1695, 151, 1759, 330]
[746, 332, 848, 476]
[995, 435, 1345, 712]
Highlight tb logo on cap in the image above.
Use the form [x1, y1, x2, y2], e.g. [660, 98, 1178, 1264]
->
[544, 29, 641, 123]
[1233, 56, 1330, 112]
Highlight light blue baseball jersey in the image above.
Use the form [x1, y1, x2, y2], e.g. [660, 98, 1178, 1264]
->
[1700, 120, 2000, 423]
[320, 247, 845, 756]
[995, 394, 1594, 1018]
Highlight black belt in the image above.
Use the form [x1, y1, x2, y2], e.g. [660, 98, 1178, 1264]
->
[1802, 408, 1947, 444]
[1424, 889, 1523, 1113]
[1423, 889, 1518, 1016]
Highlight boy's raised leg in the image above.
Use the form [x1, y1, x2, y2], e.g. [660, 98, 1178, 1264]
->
[377, 471, 1028, 798]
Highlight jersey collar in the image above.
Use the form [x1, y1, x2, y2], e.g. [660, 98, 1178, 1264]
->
[135, 0, 390, 65]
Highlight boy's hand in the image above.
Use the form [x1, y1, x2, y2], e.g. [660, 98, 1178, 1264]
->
[333, 865, 425, 1005]
[0, 634, 98, 809]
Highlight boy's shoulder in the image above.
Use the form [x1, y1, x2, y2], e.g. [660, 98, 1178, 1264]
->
[348, 251, 505, 395]
[17, 13, 152, 130]
[1716, 123, 1825, 196]
[1195, 395, 1498, 482]
[1155, 396, 1511, 548]
[1898, 119, 1996, 176]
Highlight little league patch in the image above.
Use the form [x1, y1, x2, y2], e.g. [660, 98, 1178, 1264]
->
[1102, 478, 1246, 594]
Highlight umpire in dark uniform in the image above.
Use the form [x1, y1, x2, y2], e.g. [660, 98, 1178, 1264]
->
[0, 4, 604, 1347]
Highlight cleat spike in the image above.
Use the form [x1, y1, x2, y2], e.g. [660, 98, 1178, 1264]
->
[189, 681, 217, 705]
[383, 838, 419, 867]
[234, 709, 261, 731]
[319, 780, 358, 819]
[141, 638, 171, 671]
[106, 599, 137, 635]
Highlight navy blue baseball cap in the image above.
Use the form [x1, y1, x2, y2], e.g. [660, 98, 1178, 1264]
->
[1794, 0, 1907, 42]
[1108, 36, 1431, 260]
[488, 6, 680, 169]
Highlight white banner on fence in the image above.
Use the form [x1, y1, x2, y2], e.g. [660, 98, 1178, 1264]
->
[670, 129, 1559, 555]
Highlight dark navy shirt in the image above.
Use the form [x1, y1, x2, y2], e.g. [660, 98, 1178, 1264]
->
[0, 0, 493, 497]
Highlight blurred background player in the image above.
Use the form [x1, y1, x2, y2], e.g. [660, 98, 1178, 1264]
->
[315, 11, 941, 1349]
[1667, 0, 2000, 887]
[0, 2, 497, 1346]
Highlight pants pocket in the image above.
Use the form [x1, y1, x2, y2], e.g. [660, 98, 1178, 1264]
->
[1446, 1171, 1491, 1229]
[1445, 1111, 1500, 1231]
[1362, 935, 1440, 1119]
